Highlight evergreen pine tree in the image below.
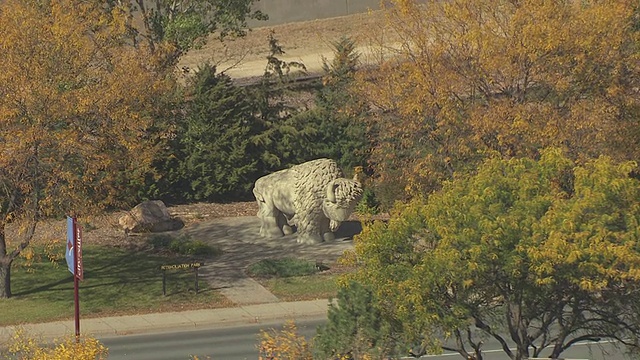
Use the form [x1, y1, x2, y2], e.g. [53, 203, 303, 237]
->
[304, 36, 369, 174]
[314, 281, 403, 359]
[248, 31, 313, 171]
[154, 63, 261, 202]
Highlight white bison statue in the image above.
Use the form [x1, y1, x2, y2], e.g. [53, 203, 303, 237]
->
[253, 158, 363, 244]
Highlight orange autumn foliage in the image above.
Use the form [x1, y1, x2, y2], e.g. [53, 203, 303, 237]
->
[357, 0, 640, 197]
[0, 0, 173, 297]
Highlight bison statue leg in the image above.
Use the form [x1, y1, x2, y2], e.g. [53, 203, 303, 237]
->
[254, 189, 287, 238]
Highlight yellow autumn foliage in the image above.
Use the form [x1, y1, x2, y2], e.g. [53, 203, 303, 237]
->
[0, 0, 174, 297]
[350, 149, 640, 359]
[257, 321, 313, 360]
[0, 0, 173, 217]
[7, 329, 107, 360]
[357, 0, 640, 197]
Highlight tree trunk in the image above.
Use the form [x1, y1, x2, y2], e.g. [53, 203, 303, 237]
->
[0, 221, 10, 298]
[0, 258, 11, 298]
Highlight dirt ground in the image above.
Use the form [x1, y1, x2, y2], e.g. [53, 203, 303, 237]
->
[19, 202, 259, 249]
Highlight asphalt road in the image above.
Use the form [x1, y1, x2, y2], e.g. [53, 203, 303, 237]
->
[419, 341, 631, 359]
[99, 318, 324, 360]
[100, 319, 633, 360]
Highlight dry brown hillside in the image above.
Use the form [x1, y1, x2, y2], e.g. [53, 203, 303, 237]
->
[178, 10, 397, 78]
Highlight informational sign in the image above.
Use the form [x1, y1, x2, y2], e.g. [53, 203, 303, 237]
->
[66, 217, 75, 275]
[160, 262, 204, 296]
[160, 262, 203, 270]
[65, 217, 84, 280]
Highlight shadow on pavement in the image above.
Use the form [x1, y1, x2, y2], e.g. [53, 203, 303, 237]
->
[178, 217, 360, 283]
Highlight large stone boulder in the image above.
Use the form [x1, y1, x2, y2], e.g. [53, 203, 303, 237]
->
[118, 200, 184, 234]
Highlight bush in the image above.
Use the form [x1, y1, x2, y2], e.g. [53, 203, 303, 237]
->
[258, 320, 313, 360]
[314, 281, 403, 360]
[249, 34, 370, 175]
[148, 234, 222, 257]
[148, 234, 173, 248]
[247, 258, 318, 278]
[169, 239, 218, 256]
[6, 328, 107, 360]
[355, 187, 380, 216]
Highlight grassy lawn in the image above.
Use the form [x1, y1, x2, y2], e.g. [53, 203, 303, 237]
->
[0, 245, 231, 326]
[247, 258, 354, 301]
[246, 257, 318, 278]
[258, 274, 341, 301]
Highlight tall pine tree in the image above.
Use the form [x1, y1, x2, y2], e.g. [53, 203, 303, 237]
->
[154, 64, 261, 202]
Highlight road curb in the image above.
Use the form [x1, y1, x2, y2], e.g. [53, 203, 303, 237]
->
[0, 299, 331, 344]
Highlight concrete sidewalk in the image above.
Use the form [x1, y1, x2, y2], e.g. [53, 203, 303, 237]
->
[0, 299, 330, 343]
[180, 216, 359, 305]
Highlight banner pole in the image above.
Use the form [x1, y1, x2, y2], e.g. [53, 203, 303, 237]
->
[73, 217, 80, 341]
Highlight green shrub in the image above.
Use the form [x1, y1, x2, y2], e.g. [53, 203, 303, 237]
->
[148, 234, 221, 257]
[168, 239, 184, 253]
[247, 258, 318, 278]
[150, 63, 262, 202]
[148, 234, 174, 248]
[314, 281, 404, 359]
[169, 239, 219, 256]
[355, 187, 380, 216]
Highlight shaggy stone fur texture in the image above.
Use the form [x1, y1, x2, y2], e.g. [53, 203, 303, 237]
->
[253, 159, 363, 244]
